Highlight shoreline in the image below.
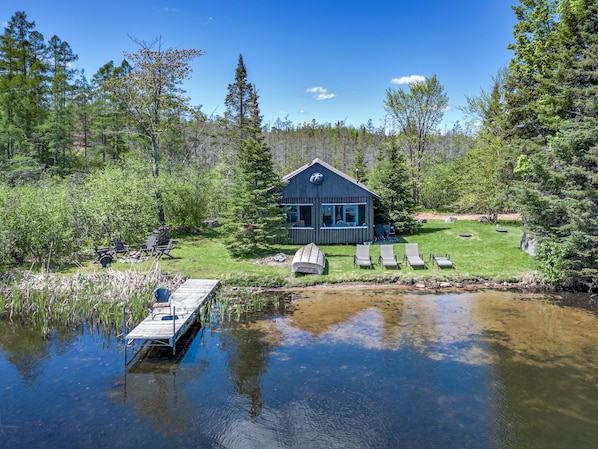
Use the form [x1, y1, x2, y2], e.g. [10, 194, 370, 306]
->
[235, 277, 551, 295]
[244, 280, 598, 317]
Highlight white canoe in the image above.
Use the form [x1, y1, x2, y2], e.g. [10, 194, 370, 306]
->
[292, 243, 326, 275]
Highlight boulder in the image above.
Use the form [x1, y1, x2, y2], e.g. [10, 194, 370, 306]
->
[520, 232, 537, 256]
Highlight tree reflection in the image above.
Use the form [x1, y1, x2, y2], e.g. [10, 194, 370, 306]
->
[219, 321, 276, 418]
[0, 321, 80, 385]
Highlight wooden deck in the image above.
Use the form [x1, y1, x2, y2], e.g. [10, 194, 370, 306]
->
[125, 278, 220, 354]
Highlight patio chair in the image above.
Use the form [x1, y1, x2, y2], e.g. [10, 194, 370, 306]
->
[374, 223, 388, 242]
[378, 245, 399, 269]
[111, 238, 130, 257]
[139, 234, 158, 256]
[404, 243, 426, 269]
[151, 286, 172, 319]
[431, 253, 454, 269]
[155, 239, 174, 260]
[384, 224, 398, 242]
[93, 245, 113, 267]
[354, 244, 373, 269]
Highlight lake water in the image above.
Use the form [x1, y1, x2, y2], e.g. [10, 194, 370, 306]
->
[2, 289, 598, 449]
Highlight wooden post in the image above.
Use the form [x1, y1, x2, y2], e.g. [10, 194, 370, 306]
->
[172, 306, 176, 355]
[122, 305, 127, 364]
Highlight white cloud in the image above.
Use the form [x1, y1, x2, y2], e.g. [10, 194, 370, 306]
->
[390, 75, 426, 85]
[306, 86, 336, 100]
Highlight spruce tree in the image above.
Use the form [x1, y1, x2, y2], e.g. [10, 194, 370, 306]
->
[513, 0, 598, 290]
[220, 138, 287, 257]
[224, 54, 261, 146]
[367, 139, 417, 234]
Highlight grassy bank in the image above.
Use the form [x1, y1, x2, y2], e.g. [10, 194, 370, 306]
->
[91, 218, 540, 288]
[0, 218, 541, 330]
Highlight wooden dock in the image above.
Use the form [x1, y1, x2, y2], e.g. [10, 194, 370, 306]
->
[125, 278, 220, 355]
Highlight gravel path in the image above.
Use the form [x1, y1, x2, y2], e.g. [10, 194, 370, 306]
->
[416, 212, 521, 221]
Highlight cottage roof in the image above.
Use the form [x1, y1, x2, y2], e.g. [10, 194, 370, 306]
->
[281, 158, 381, 199]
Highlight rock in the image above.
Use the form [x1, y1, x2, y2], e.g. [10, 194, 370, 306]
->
[477, 216, 489, 222]
[203, 218, 221, 228]
[520, 232, 537, 256]
[273, 253, 287, 263]
[445, 216, 457, 223]
[415, 283, 426, 289]
[439, 282, 452, 288]
[416, 218, 427, 225]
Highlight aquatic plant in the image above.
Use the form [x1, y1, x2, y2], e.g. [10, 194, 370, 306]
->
[214, 288, 290, 322]
[0, 266, 184, 336]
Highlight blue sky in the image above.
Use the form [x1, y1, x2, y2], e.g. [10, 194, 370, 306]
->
[1, 1, 517, 130]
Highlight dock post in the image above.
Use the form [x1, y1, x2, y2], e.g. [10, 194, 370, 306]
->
[172, 306, 177, 356]
[122, 305, 127, 364]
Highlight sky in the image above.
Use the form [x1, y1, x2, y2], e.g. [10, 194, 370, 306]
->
[1, 1, 518, 131]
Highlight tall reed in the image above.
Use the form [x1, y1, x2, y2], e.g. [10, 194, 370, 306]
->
[214, 288, 290, 322]
[0, 266, 184, 336]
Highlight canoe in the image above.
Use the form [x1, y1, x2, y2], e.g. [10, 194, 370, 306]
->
[292, 243, 326, 275]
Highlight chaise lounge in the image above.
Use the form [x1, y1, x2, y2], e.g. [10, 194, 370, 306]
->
[378, 245, 399, 268]
[431, 253, 454, 269]
[354, 244, 373, 269]
[404, 243, 426, 269]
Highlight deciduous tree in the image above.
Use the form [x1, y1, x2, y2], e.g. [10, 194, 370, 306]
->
[111, 37, 202, 223]
[384, 75, 448, 204]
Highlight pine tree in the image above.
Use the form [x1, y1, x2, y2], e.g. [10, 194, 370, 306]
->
[46, 34, 78, 170]
[352, 144, 368, 185]
[0, 11, 48, 165]
[220, 138, 287, 257]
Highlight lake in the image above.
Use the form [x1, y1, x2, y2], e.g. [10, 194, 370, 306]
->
[1, 288, 598, 448]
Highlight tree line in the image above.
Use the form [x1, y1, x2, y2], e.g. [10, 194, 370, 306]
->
[1, 4, 597, 290]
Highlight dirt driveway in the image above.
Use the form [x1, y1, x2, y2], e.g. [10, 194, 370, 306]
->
[416, 212, 522, 221]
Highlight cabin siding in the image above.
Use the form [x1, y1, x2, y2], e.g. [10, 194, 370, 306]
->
[280, 159, 379, 245]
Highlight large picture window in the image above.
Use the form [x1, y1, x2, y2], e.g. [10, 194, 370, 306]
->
[321, 203, 366, 227]
[283, 204, 312, 227]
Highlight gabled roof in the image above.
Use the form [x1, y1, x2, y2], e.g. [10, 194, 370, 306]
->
[281, 158, 380, 199]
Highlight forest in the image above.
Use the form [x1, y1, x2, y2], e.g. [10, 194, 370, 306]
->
[1, 0, 598, 290]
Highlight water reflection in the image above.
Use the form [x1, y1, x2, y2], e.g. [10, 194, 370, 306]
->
[2, 289, 598, 448]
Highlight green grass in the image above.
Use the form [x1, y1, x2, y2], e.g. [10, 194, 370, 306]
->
[90, 219, 540, 288]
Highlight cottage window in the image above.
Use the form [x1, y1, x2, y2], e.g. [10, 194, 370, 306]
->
[321, 204, 366, 227]
[283, 205, 312, 227]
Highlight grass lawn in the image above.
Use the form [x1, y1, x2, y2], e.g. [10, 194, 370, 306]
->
[88, 218, 540, 288]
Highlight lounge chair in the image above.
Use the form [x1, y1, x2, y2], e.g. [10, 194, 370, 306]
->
[151, 286, 171, 319]
[404, 243, 426, 269]
[431, 253, 454, 269]
[354, 244, 373, 269]
[155, 239, 174, 260]
[378, 245, 399, 268]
